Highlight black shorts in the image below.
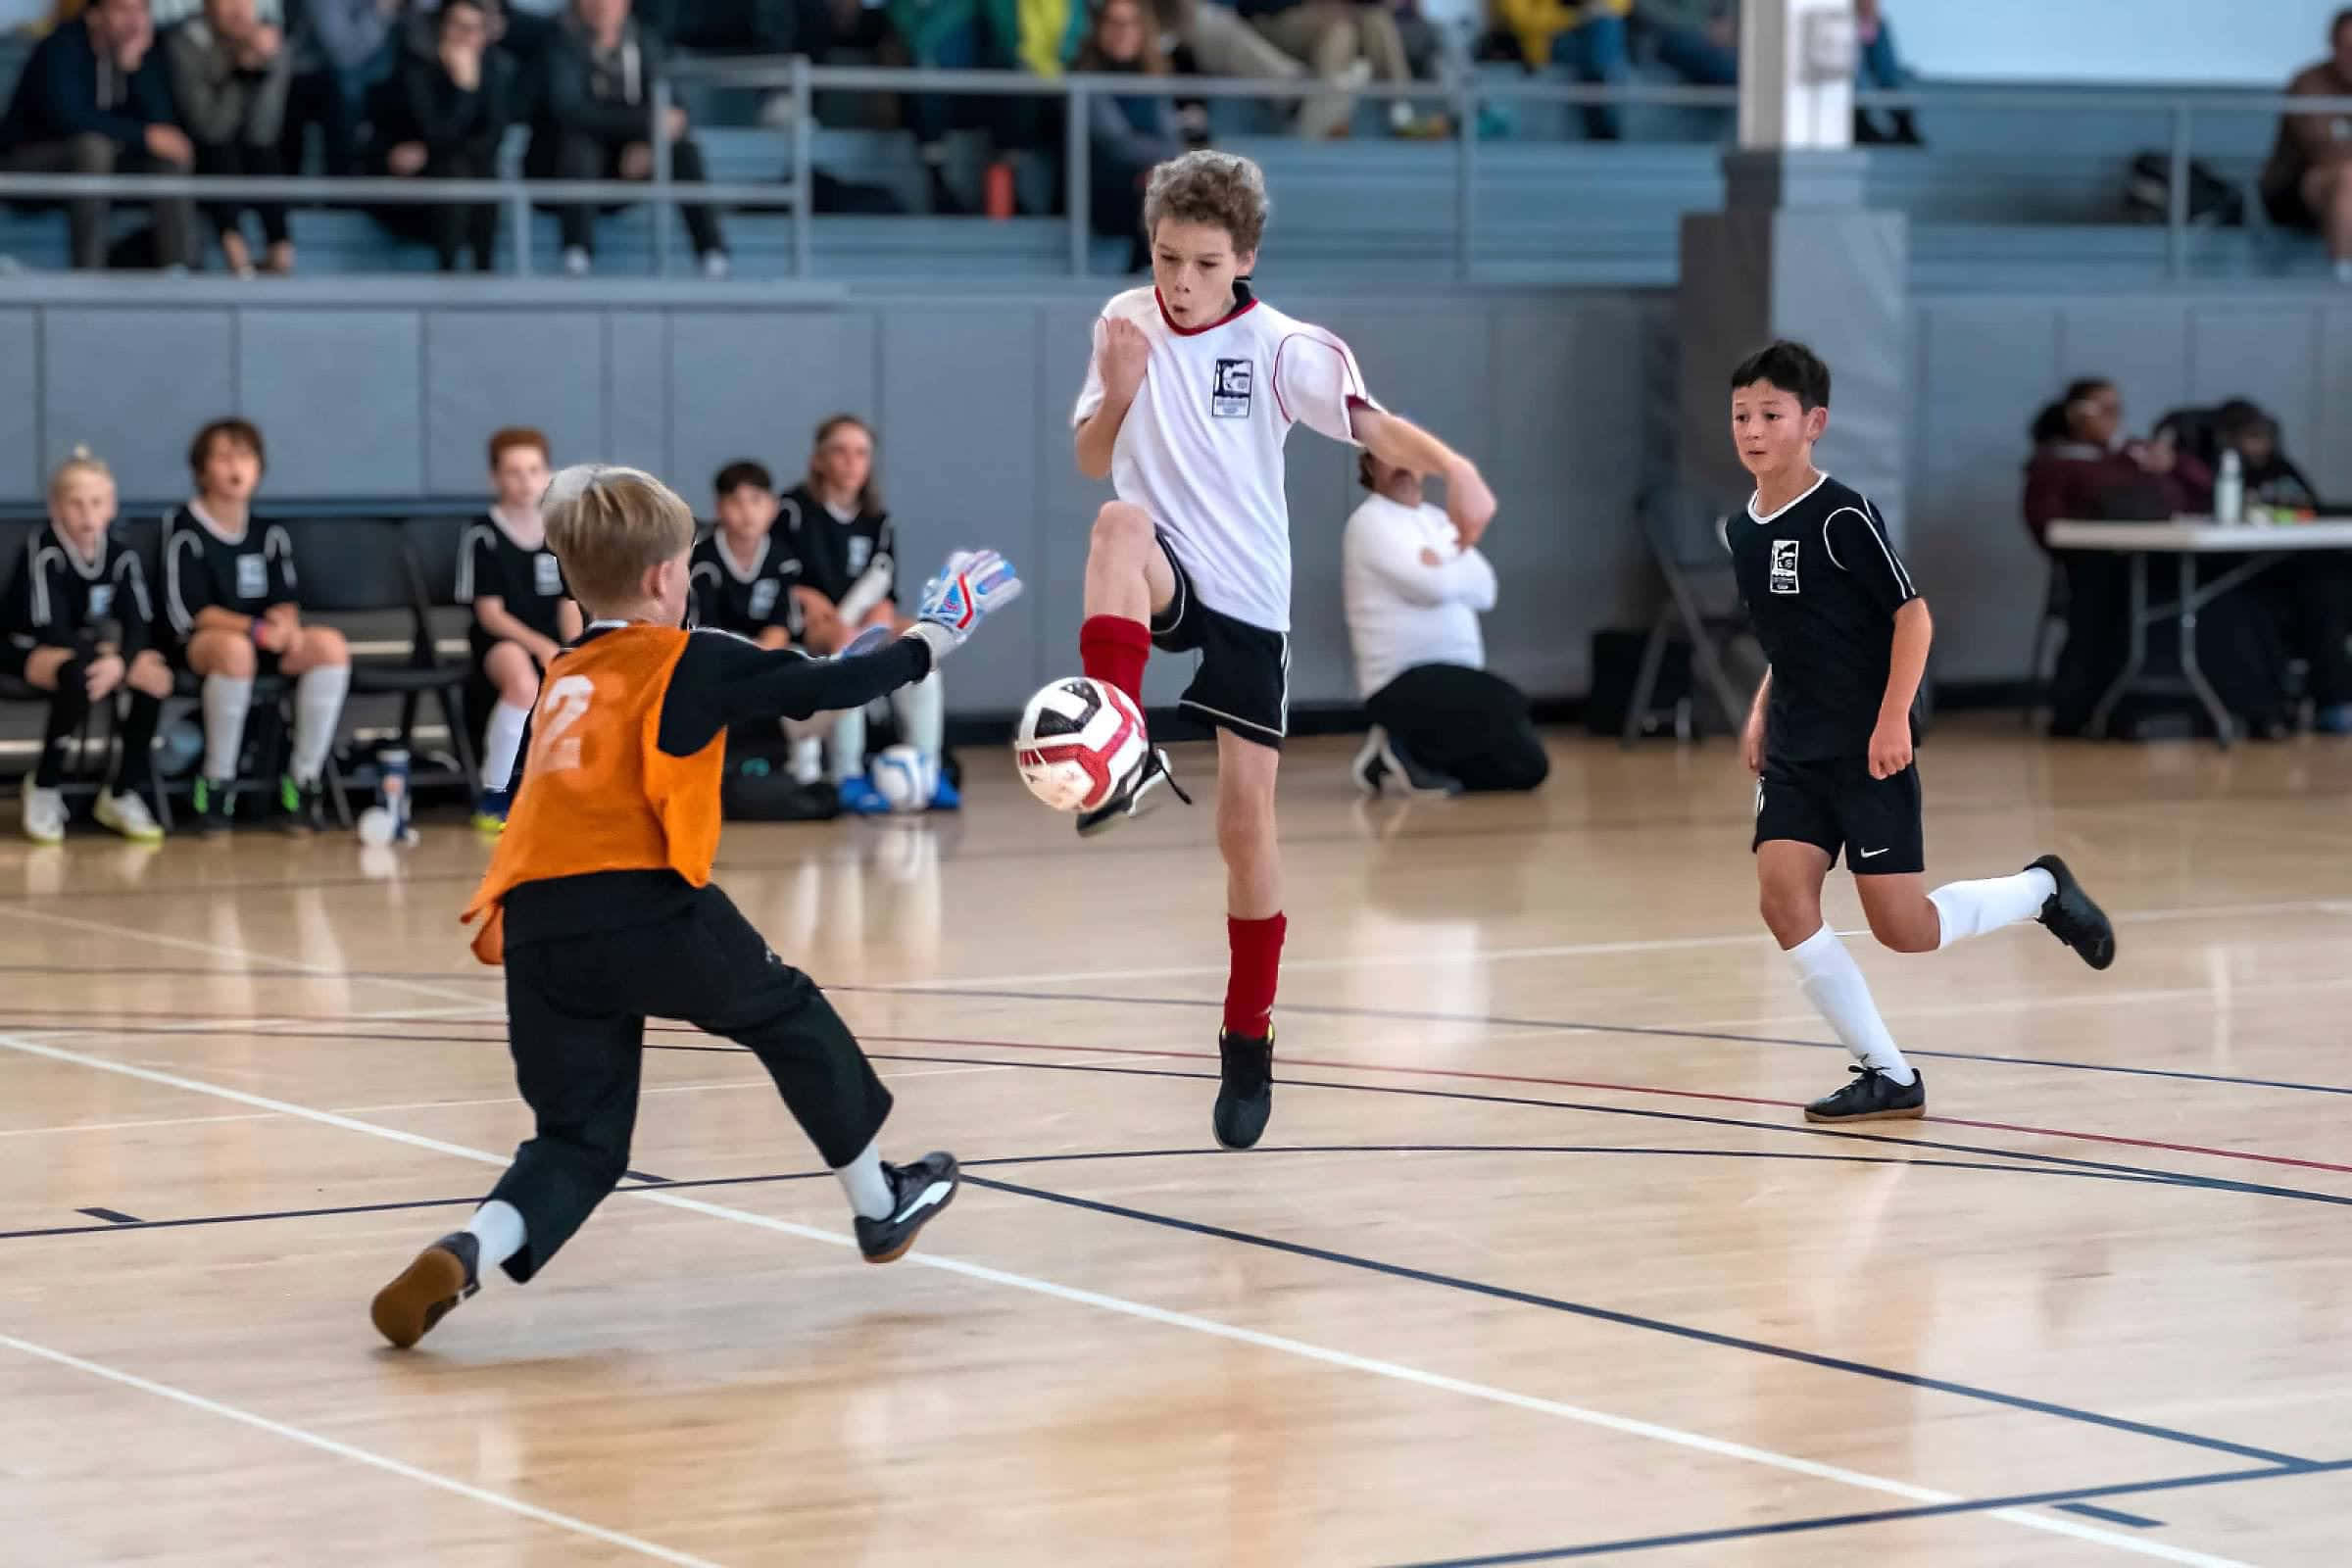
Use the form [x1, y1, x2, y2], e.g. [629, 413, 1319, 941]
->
[1752, 755, 1924, 875]
[1151, 534, 1289, 750]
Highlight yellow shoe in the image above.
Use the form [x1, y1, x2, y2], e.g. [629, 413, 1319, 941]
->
[470, 810, 506, 835]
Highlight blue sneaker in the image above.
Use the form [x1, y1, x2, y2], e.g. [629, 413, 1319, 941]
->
[927, 771, 961, 811]
[838, 775, 892, 814]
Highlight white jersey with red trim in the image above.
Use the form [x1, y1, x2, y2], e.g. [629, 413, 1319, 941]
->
[1072, 285, 1378, 633]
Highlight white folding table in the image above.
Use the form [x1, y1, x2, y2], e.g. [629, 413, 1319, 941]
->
[2043, 519, 2352, 746]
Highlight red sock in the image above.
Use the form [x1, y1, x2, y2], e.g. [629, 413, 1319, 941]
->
[1080, 613, 1151, 709]
[1224, 912, 1287, 1039]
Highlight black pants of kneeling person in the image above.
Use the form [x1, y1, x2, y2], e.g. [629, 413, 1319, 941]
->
[1366, 662, 1549, 792]
[549, 129, 724, 258]
[486, 882, 891, 1283]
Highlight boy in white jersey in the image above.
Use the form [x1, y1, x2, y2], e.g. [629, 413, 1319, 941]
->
[1069, 150, 1496, 1149]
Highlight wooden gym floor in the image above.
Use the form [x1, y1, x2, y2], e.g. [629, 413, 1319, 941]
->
[5, 721, 2352, 1567]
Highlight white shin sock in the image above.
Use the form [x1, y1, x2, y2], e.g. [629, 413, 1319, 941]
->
[833, 1139, 893, 1220]
[892, 669, 946, 758]
[482, 699, 531, 793]
[830, 707, 867, 785]
[200, 673, 253, 782]
[1927, 868, 2057, 949]
[1786, 924, 1914, 1085]
[290, 663, 350, 785]
[464, 1198, 527, 1269]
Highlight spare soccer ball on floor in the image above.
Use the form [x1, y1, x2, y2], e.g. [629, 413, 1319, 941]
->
[870, 744, 938, 813]
[1015, 676, 1147, 812]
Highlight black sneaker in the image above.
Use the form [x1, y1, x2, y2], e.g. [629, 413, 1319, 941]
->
[277, 774, 326, 836]
[1350, 729, 1391, 796]
[2028, 854, 2115, 970]
[1379, 734, 1463, 800]
[191, 776, 233, 839]
[370, 1231, 481, 1348]
[1804, 1066, 1926, 1124]
[1213, 1027, 1274, 1149]
[856, 1152, 959, 1263]
[1076, 747, 1192, 838]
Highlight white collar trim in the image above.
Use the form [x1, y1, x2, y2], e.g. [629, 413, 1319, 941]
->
[1747, 470, 1830, 524]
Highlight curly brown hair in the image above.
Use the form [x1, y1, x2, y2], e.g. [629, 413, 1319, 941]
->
[1142, 150, 1268, 257]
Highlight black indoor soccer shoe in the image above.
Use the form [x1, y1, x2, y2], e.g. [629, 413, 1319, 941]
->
[1349, 730, 1390, 797]
[370, 1231, 481, 1349]
[1076, 748, 1191, 838]
[1803, 1066, 1926, 1124]
[192, 777, 233, 839]
[2028, 854, 2115, 971]
[1212, 1027, 1274, 1150]
[857, 1152, 959, 1264]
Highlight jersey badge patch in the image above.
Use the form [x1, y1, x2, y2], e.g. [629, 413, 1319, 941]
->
[1211, 358, 1253, 418]
[1770, 538, 1800, 595]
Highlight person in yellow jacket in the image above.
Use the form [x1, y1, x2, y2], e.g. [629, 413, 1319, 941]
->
[1493, 0, 1631, 138]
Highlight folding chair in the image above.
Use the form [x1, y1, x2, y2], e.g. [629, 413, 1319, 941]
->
[1622, 483, 1756, 749]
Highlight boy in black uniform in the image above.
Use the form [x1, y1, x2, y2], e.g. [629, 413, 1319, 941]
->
[695, 461, 838, 787]
[460, 428, 582, 831]
[367, 465, 1019, 1348]
[1727, 342, 2116, 1123]
[2, 448, 169, 844]
[162, 418, 352, 835]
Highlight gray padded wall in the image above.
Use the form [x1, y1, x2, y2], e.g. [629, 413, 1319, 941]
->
[0, 280, 1657, 711]
[1910, 293, 2352, 681]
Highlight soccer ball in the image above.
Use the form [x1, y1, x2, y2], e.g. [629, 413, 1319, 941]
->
[870, 744, 938, 813]
[1015, 677, 1147, 812]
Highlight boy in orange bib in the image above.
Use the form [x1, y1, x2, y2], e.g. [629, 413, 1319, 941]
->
[370, 465, 1019, 1348]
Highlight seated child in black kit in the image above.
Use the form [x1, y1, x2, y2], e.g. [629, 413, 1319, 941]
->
[461, 425, 582, 830]
[368, 463, 1020, 1348]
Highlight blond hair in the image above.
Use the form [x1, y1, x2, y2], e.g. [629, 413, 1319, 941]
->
[542, 465, 696, 611]
[49, 444, 114, 501]
[1142, 150, 1268, 256]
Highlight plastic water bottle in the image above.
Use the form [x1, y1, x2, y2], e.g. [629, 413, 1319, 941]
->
[358, 747, 414, 846]
[2216, 449, 2244, 526]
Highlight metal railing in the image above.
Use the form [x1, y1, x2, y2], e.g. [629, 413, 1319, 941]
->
[1, 65, 2345, 282]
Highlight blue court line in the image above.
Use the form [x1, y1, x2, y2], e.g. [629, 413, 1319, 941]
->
[963, 1170, 2315, 1468]
[2056, 1501, 2165, 1527]
[1383, 1457, 2352, 1564]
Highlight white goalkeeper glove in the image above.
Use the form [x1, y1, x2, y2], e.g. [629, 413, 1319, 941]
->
[906, 549, 1022, 661]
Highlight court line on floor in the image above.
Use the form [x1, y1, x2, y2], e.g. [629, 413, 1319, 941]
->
[0, 1030, 2242, 1566]
[0, 1330, 720, 1567]
[1386, 1456, 2352, 1565]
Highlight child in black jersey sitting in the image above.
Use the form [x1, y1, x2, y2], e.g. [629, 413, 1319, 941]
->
[1, 448, 170, 844]
[461, 427, 583, 831]
[1726, 342, 2116, 1124]
[691, 461, 842, 790]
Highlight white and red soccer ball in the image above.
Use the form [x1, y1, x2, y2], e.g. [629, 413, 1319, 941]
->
[1014, 677, 1147, 812]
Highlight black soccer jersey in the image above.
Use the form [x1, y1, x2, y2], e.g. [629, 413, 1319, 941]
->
[0, 524, 154, 655]
[781, 483, 896, 613]
[1726, 473, 1919, 762]
[689, 529, 805, 639]
[163, 504, 297, 640]
[458, 512, 572, 645]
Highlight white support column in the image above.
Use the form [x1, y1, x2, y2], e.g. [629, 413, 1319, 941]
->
[1738, 0, 1857, 151]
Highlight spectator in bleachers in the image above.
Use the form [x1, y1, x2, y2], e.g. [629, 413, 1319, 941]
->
[781, 414, 956, 811]
[1343, 450, 1544, 797]
[1630, 0, 1732, 87]
[637, 0, 830, 127]
[1153, 0, 1302, 99]
[163, 416, 351, 835]
[373, 0, 514, 270]
[1850, 0, 1920, 146]
[0, 0, 196, 269]
[532, 0, 727, 276]
[281, 0, 406, 175]
[1494, 0, 1629, 140]
[1077, 0, 1181, 271]
[2261, 7, 2352, 284]
[1241, 0, 1407, 139]
[168, 0, 296, 275]
[2, 447, 169, 845]
[459, 425, 576, 830]
[887, 0, 1076, 214]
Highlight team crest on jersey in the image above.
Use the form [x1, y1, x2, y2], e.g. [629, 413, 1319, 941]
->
[534, 552, 564, 596]
[87, 585, 113, 619]
[235, 554, 268, 600]
[1770, 538, 1800, 595]
[750, 580, 780, 619]
[1211, 358, 1253, 418]
[848, 537, 873, 575]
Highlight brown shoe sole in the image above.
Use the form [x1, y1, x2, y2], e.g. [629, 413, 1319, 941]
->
[1804, 1104, 1927, 1124]
[370, 1246, 469, 1348]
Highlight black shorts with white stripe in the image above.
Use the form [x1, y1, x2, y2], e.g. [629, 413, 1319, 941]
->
[1149, 534, 1289, 750]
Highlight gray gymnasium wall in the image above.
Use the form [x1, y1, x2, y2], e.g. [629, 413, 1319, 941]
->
[0, 278, 1664, 714]
[1908, 293, 2352, 683]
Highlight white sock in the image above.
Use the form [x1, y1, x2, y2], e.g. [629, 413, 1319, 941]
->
[1786, 924, 1915, 1085]
[892, 669, 946, 758]
[482, 699, 531, 792]
[289, 663, 350, 785]
[464, 1198, 526, 1269]
[200, 673, 253, 782]
[787, 731, 824, 786]
[830, 707, 867, 785]
[833, 1139, 893, 1220]
[1927, 868, 2056, 949]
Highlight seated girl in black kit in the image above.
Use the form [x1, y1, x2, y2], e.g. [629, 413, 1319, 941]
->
[460, 426, 582, 831]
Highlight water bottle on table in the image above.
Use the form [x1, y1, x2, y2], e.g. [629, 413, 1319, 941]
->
[358, 747, 416, 846]
[2216, 450, 2244, 526]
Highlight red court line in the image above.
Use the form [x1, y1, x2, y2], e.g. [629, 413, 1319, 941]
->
[859, 1033, 2352, 1179]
